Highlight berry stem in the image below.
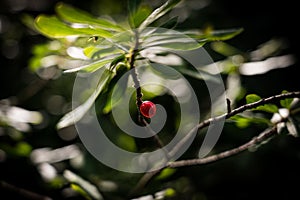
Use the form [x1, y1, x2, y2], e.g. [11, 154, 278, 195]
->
[128, 30, 144, 124]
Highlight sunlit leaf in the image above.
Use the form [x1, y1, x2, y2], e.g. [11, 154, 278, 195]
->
[34, 15, 113, 38]
[127, 0, 151, 28]
[142, 49, 220, 83]
[280, 90, 293, 109]
[102, 69, 129, 114]
[155, 188, 176, 199]
[83, 45, 124, 60]
[210, 41, 243, 57]
[160, 16, 179, 29]
[117, 134, 137, 152]
[56, 70, 113, 129]
[230, 114, 270, 128]
[246, 94, 278, 113]
[56, 2, 124, 32]
[127, 0, 142, 16]
[239, 55, 295, 76]
[140, 28, 205, 51]
[246, 94, 262, 104]
[286, 121, 298, 137]
[155, 168, 176, 180]
[142, 35, 204, 50]
[64, 170, 103, 200]
[129, 5, 152, 28]
[139, 0, 181, 30]
[188, 28, 244, 42]
[64, 53, 122, 73]
[70, 184, 92, 200]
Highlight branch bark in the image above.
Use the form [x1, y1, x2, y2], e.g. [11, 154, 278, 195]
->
[0, 181, 52, 200]
[130, 91, 300, 196]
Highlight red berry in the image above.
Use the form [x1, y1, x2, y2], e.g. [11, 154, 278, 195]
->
[140, 101, 156, 118]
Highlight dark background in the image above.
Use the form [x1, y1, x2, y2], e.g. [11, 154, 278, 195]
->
[1, 0, 299, 199]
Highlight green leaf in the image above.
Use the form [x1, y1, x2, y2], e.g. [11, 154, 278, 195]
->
[155, 168, 176, 180]
[138, 0, 181, 30]
[64, 170, 103, 200]
[246, 94, 278, 113]
[188, 28, 244, 42]
[174, 65, 220, 83]
[141, 30, 204, 51]
[160, 16, 179, 29]
[280, 90, 293, 109]
[230, 114, 270, 128]
[246, 94, 262, 104]
[142, 35, 204, 51]
[129, 5, 152, 28]
[34, 15, 113, 38]
[83, 46, 122, 59]
[103, 66, 129, 114]
[56, 70, 113, 129]
[127, 0, 142, 16]
[128, 0, 151, 28]
[256, 104, 278, 113]
[64, 53, 122, 73]
[55, 2, 124, 32]
[70, 184, 92, 200]
[144, 51, 220, 83]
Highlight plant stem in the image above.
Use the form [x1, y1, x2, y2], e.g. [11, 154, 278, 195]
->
[131, 91, 300, 196]
[129, 30, 143, 108]
[128, 30, 167, 152]
[0, 181, 52, 200]
[168, 126, 277, 168]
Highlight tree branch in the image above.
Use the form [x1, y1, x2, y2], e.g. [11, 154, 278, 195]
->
[0, 181, 52, 200]
[129, 30, 143, 110]
[168, 126, 277, 168]
[130, 91, 300, 196]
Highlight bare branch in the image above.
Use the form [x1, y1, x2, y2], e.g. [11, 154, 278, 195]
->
[130, 91, 300, 196]
[168, 126, 277, 168]
[0, 181, 52, 200]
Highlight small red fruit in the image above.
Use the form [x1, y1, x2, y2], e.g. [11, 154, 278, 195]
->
[140, 101, 156, 118]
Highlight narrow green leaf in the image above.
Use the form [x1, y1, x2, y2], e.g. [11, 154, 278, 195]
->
[142, 36, 204, 51]
[70, 184, 92, 200]
[56, 70, 113, 129]
[128, 0, 145, 28]
[34, 15, 113, 38]
[56, 2, 124, 32]
[160, 16, 179, 29]
[176, 66, 220, 83]
[155, 168, 176, 180]
[141, 32, 204, 51]
[128, 0, 142, 14]
[246, 94, 261, 104]
[103, 66, 129, 114]
[83, 46, 121, 59]
[188, 28, 244, 42]
[129, 5, 152, 28]
[64, 54, 122, 73]
[64, 170, 103, 200]
[139, 0, 181, 30]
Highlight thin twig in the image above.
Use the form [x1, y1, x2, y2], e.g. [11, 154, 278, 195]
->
[0, 181, 52, 200]
[128, 30, 168, 153]
[168, 126, 277, 168]
[130, 91, 300, 196]
[129, 30, 143, 110]
[226, 98, 231, 114]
